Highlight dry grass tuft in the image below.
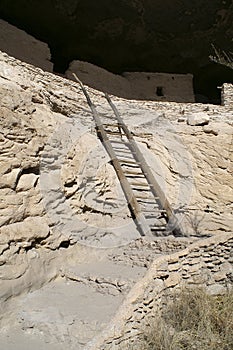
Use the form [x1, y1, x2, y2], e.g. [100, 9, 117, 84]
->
[141, 288, 233, 350]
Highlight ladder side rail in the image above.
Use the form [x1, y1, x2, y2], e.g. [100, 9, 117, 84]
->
[72, 74, 152, 237]
[105, 93, 183, 236]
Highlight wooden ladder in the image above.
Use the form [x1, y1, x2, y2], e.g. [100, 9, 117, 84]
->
[73, 73, 183, 237]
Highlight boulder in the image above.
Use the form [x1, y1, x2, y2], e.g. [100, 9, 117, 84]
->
[187, 112, 210, 126]
[16, 173, 39, 191]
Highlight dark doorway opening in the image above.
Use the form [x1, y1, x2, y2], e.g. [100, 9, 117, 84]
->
[156, 86, 164, 96]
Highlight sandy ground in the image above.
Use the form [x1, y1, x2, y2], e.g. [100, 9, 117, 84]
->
[0, 245, 150, 349]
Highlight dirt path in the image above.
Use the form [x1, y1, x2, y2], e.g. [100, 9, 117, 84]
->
[0, 236, 195, 349]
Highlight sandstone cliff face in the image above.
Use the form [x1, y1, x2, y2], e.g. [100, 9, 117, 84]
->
[0, 51, 232, 348]
[0, 48, 232, 269]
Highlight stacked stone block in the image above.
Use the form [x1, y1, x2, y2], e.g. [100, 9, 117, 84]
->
[86, 233, 233, 349]
[221, 83, 233, 107]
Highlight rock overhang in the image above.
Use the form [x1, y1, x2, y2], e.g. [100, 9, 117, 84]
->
[0, 0, 233, 103]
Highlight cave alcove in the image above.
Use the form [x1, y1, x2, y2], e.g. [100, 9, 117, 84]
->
[0, 0, 232, 103]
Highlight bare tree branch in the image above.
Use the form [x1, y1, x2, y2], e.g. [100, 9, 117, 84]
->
[209, 44, 233, 69]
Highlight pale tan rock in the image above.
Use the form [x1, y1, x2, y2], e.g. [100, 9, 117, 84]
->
[164, 272, 181, 287]
[187, 112, 210, 126]
[0, 168, 21, 190]
[207, 283, 226, 295]
[0, 217, 50, 244]
[203, 124, 219, 135]
[16, 173, 39, 192]
[168, 262, 181, 271]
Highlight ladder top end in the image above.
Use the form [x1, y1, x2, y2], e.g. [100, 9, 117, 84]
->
[72, 72, 83, 86]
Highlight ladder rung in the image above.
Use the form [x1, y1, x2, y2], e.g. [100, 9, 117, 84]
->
[109, 137, 128, 142]
[114, 151, 131, 156]
[132, 188, 151, 192]
[129, 177, 149, 187]
[124, 169, 143, 174]
[103, 123, 120, 127]
[137, 199, 159, 203]
[106, 131, 123, 135]
[143, 208, 166, 214]
[113, 147, 131, 151]
[133, 189, 150, 193]
[119, 159, 139, 164]
[101, 115, 115, 120]
[143, 210, 158, 219]
[110, 139, 128, 143]
[137, 196, 159, 200]
[135, 196, 153, 201]
[131, 181, 156, 188]
[143, 206, 166, 214]
[121, 164, 141, 168]
[119, 159, 136, 164]
[150, 226, 167, 231]
[142, 207, 161, 212]
[129, 181, 149, 186]
[144, 213, 165, 218]
[116, 154, 135, 160]
[139, 202, 160, 206]
[127, 177, 146, 181]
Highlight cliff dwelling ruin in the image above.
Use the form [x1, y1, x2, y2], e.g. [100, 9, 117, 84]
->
[0, 0, 233, 103]
[0, 19, 195, 103]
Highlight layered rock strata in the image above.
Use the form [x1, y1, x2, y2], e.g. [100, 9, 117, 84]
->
[0, 51, 232, 348]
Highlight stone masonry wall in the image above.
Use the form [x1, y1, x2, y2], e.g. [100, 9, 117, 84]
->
[123, 72, 194, 102]
[0, 20, 53, 72]
[66, 60, 194, 102]
[221, 83, 233, 107]
[86, 232, 233, 349]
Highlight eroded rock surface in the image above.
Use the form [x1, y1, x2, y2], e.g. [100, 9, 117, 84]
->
[0, 51, 232, 348]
